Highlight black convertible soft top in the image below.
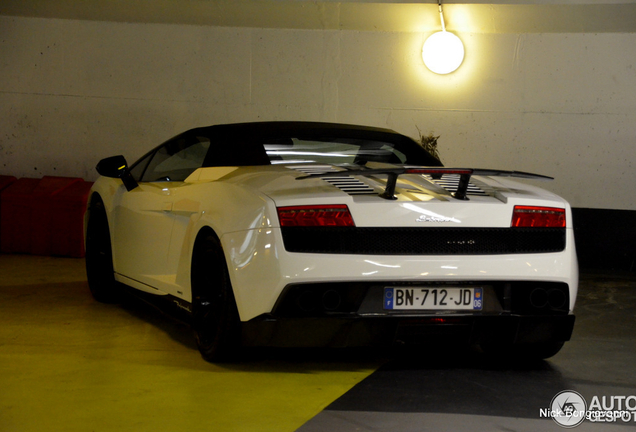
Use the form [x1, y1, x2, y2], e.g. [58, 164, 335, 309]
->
[182, 121, 443, 168]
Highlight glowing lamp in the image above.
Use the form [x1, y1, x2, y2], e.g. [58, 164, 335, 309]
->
[422, 1, 465, 75]
[422, 31, 464, 74]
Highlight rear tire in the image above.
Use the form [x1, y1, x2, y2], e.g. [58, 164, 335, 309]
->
[191, 232, 241, 362]
[85, 195, 119, 303]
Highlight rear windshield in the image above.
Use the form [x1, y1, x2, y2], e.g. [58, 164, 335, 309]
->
[263, 137, 436, 166]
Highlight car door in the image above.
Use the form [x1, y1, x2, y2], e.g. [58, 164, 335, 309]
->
[111, 134, 210, 295]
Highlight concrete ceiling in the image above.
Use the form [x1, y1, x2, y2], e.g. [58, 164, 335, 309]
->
[1, 0, 636, 33]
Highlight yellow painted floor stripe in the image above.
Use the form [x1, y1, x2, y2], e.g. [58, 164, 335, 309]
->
[0, 255, 382, 432]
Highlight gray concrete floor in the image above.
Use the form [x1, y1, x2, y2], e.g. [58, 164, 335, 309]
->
[299, 270, 636, 431]
[1, 254, 635, 431]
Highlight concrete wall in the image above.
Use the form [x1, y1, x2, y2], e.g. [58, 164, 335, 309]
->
[1, 14, 635, 210]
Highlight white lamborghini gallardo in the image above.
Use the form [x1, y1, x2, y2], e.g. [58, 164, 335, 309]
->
[85, 122, 578, 362]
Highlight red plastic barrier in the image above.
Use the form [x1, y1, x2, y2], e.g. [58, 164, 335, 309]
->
[31, 177, 83, 255]
[0, 176, 93, 257]
[0, 176, 16, 192]
[0, 175, 18, 251]
[0, 177, 41, 254]
[49, 180, 94, 257]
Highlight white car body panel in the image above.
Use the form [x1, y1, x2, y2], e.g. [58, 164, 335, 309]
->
[224, 230, 578, 321]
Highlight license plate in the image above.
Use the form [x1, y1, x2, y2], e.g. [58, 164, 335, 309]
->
[384, 287, 483, 311]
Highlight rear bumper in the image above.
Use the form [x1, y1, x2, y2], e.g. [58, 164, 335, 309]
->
[222, 228, 579, 322]
[241, 313, 576, 348]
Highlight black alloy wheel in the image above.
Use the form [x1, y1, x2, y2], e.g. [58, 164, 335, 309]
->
[85, 195, 119, 303]
[191, 232, 241, 362]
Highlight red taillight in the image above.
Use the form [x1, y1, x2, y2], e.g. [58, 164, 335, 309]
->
[277, 205, 355, 227]
[511, 206, 566, 228]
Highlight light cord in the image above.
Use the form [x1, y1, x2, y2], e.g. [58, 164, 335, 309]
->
[438, 0, 446, 32]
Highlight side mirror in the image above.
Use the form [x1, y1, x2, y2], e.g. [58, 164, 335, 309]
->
[96, 155, 138, 191]
[96, 155, 128, 178]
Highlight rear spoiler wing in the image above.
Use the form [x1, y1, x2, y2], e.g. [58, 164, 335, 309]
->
[296, 167, 553, 200]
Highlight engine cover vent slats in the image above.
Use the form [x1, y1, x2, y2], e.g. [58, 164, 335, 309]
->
[321, 177, 376, 195]
[291, 166, 377, 196]
[423, 174, 487, 196]
[292, 165, 342, 175]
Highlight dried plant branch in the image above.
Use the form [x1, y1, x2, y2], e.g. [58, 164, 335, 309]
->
[416, 127, 442, 162]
